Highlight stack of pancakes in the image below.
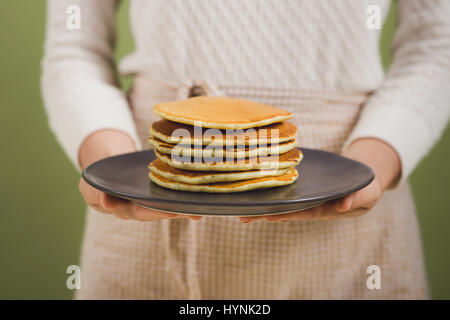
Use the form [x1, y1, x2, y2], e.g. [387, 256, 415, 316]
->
[148, 97, 303, 193]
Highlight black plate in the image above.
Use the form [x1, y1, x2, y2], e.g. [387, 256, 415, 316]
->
[82, 148, 374, 217]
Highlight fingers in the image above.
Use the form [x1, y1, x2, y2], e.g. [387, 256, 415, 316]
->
[116, 204, 203, 221]
[120, 204, 178, 221]
[122, 205, 203, 221]
[240, 216, 264, 223]
[336, 194, 353, 213]
[79, 178, 202, 221]
[79, 179, 131, 217]
[79, 179, 111, 213]
[186, 215, 203, 221]
[239, 185, 381, 224]
[240, 202, 335, 223]
[336, 179, 381, 213]
[265, 201, 337, 221]
[100, 193, 127, 210]
[350, 181, 381, 210]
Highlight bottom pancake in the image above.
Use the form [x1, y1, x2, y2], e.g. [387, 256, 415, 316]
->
[149, 158, 291, 184]
[149, 168, 299, 193]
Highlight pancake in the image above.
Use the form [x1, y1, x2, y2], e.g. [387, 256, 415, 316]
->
[150, 119, 298, 146]
[149, 168, 299, 193]
[148, 137, 297, 159]
[153, 96, 292, 129]
[154, 148, 303, 171]
[148, 158, 290, 184]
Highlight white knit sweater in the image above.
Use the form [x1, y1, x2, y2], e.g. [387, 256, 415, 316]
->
[42, 0, 450, 181]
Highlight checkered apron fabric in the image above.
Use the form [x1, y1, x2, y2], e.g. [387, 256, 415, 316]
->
[76, 77, 428, 299]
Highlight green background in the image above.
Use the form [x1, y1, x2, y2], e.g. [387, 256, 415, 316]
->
[0, 1, 449, 299]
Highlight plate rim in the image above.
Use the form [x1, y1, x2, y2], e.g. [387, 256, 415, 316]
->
[82, 148, 375, 207]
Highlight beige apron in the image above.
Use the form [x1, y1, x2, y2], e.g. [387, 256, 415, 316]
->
[76, 77, 428, 299]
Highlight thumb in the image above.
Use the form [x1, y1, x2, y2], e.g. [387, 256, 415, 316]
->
[337, 181, 381, 213]
[100, 193, 126, 210]
[336, 194, 354, 213]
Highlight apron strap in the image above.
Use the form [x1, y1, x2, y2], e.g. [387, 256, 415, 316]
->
[132, 75, 224, 100]
[178, 78, 224, 99]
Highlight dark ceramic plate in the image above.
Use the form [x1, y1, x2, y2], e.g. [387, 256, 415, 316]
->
[82, 148, 374, 217]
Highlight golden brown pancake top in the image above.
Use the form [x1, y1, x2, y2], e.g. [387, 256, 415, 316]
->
[153, 97, 292, 128]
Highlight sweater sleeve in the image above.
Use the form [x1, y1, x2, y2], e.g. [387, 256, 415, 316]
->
[342, 0, 450, 184]
[41, 0, 141, 170]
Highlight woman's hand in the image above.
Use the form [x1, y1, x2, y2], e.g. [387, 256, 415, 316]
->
[78, 129, 202, 221]
[240, 138, 401, 223]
